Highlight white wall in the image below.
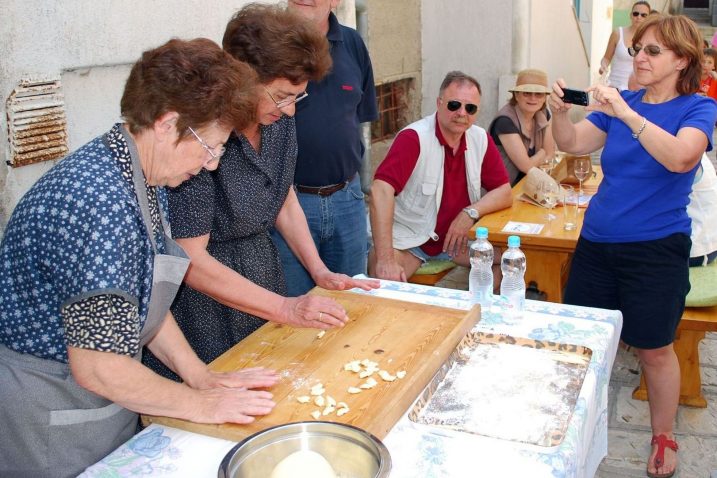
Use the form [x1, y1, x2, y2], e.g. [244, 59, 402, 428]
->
[420, 0, 514, 130]
[529, 0, 591, 89]
[0, 0, 261, 234]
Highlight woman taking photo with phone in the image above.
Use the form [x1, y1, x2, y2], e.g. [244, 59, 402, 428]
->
[599, 1, 651, 90]
[550, 14, 716, 478]
[489, 68, 555, 186]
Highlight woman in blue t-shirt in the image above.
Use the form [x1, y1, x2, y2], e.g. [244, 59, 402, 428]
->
[549, 14, 716, 478]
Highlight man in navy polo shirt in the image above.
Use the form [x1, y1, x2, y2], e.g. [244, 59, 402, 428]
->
[272, 0, 378, 296]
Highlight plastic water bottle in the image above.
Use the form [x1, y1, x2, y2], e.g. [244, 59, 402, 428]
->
[500, 235, 526, 317]
[469, 227, 493, 307]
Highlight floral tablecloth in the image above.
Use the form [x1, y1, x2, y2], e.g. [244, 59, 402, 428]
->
[82, 278, 621, 478]
[353, 278, 622, 478]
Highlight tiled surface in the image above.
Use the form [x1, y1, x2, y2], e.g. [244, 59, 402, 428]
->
[435, 271, 717, 477]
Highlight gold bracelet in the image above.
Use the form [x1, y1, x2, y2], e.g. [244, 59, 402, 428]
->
[632, 116, 647, 140]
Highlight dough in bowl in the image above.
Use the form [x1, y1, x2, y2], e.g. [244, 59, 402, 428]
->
[269, 450, 337, 478]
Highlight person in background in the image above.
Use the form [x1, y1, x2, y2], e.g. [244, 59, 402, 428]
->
[698, 48, 717, 101]
[599, 1, 652, 90]
[550, 14, 716, 478]
[271, 0, 379, 296]
[0, 39, 279, 478]
[489, 68, 555, 186]
[143, 5, 378, 381]
[368, 71, 512, 282]
[688, 155, 717, 266]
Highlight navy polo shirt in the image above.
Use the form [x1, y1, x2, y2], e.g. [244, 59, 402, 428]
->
[293, 12, 378, 187]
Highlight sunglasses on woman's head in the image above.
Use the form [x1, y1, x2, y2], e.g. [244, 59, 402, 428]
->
[445, 100, 479, 115]
[628, 44, 671, 57]
[632, 11, 648, 18]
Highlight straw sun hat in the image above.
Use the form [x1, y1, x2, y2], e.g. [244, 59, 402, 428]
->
[509, 69, 551, 94]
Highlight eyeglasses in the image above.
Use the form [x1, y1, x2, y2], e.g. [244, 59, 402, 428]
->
[187, 126, 225, 165]
[628, 44, 671, 57]
[264, 87, 309, 109]
[444, 100, 479, 115]
[632, 11, 648, 18]
[519, 91, 549, 98]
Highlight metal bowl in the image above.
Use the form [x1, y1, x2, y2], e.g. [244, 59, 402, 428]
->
[218, 421, 391, 478]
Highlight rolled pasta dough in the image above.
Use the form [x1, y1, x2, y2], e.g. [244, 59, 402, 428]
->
[269, 450, 337, 478]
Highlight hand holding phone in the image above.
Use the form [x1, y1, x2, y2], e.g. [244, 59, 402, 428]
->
[561, 88, 589, 106]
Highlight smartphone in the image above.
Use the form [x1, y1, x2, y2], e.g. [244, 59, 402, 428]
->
[561, 88, 589, 106]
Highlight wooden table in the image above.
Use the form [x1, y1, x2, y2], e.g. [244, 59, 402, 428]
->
[469, 166, 603, 302]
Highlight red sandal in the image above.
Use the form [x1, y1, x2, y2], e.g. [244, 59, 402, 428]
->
[646, 434, 679, 478]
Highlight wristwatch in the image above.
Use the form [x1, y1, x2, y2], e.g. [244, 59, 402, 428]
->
[462, 207, 479, 221]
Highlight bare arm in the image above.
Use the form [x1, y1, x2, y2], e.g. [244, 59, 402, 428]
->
[587, 85, 708, 172]
[275, 189, 379, 291]
[178, 233, 347, 328]
[143, 312, 278, 390]
[599, 30, 619, 74]
[498, 133, 549, 173]
[543, 122, 556, 157]
[549, 79, 607, 155]
[274, 188, 327, 280]
[369, 179, 406, 281]
[68, 314, 278, 424]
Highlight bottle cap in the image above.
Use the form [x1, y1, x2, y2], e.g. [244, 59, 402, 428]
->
[507, 235, 521, 247]
[476, 227, 488, 239]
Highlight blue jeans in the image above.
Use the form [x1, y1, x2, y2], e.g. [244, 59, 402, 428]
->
[271, 175, 368, 297]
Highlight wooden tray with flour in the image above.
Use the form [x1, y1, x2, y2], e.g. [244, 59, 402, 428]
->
[143, 288, 480, 441]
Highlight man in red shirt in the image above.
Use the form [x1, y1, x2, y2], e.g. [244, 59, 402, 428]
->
[369, 71, 512, 281]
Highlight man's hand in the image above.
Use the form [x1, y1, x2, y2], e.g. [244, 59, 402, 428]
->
[374, 257, 407, 282]
[443, 212, 474, 258]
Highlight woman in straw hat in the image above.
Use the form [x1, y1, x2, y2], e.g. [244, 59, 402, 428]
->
[489, 68, 555, 186]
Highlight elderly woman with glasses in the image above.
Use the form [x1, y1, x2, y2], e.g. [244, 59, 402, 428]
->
[0, 39, 280, 478]
[550, 14, 716, 478]
[489, 68, 555, 186]
[143, 4, 378, 380]
[598, 1, 651, 91]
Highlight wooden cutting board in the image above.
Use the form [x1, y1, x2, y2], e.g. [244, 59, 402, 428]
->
[143, 288, 479, 441]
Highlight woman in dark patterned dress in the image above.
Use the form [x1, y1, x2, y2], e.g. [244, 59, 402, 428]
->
[143, 4, 378, 379]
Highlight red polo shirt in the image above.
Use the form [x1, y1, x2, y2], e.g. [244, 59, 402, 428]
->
[375, 118, 508, 256]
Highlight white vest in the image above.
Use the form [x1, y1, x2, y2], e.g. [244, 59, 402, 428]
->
[688, 155, 717, 260]
[393, 114, 488, 250]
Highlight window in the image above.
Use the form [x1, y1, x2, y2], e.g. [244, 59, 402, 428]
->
[371, 78, 413, 143]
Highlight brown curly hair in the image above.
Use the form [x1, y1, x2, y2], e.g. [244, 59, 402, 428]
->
[222, 3, 332, 85]
[121, 38, 258, 137]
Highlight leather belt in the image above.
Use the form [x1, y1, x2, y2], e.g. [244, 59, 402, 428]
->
[295, 180, 349, 197]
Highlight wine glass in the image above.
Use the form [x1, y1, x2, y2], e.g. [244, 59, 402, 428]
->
[574, 157, 591, 202]
[538, 155, 555, 175]
[538, 180, 559, 222]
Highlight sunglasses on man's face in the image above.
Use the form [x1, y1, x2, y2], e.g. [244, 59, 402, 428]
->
[632, 11, 648, 18]
[445, 100, 479, 115]
[628, 44, 671, 57]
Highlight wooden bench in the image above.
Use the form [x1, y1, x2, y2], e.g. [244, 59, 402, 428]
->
[632, 304, 717, 408]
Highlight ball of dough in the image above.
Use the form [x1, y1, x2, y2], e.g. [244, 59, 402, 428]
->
[270, 450, 337, 478]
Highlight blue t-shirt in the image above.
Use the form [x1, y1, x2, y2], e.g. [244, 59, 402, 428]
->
[0, 133, 160, 362]
[584, 90, 716, 242]
[292, 12, 378, 186]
